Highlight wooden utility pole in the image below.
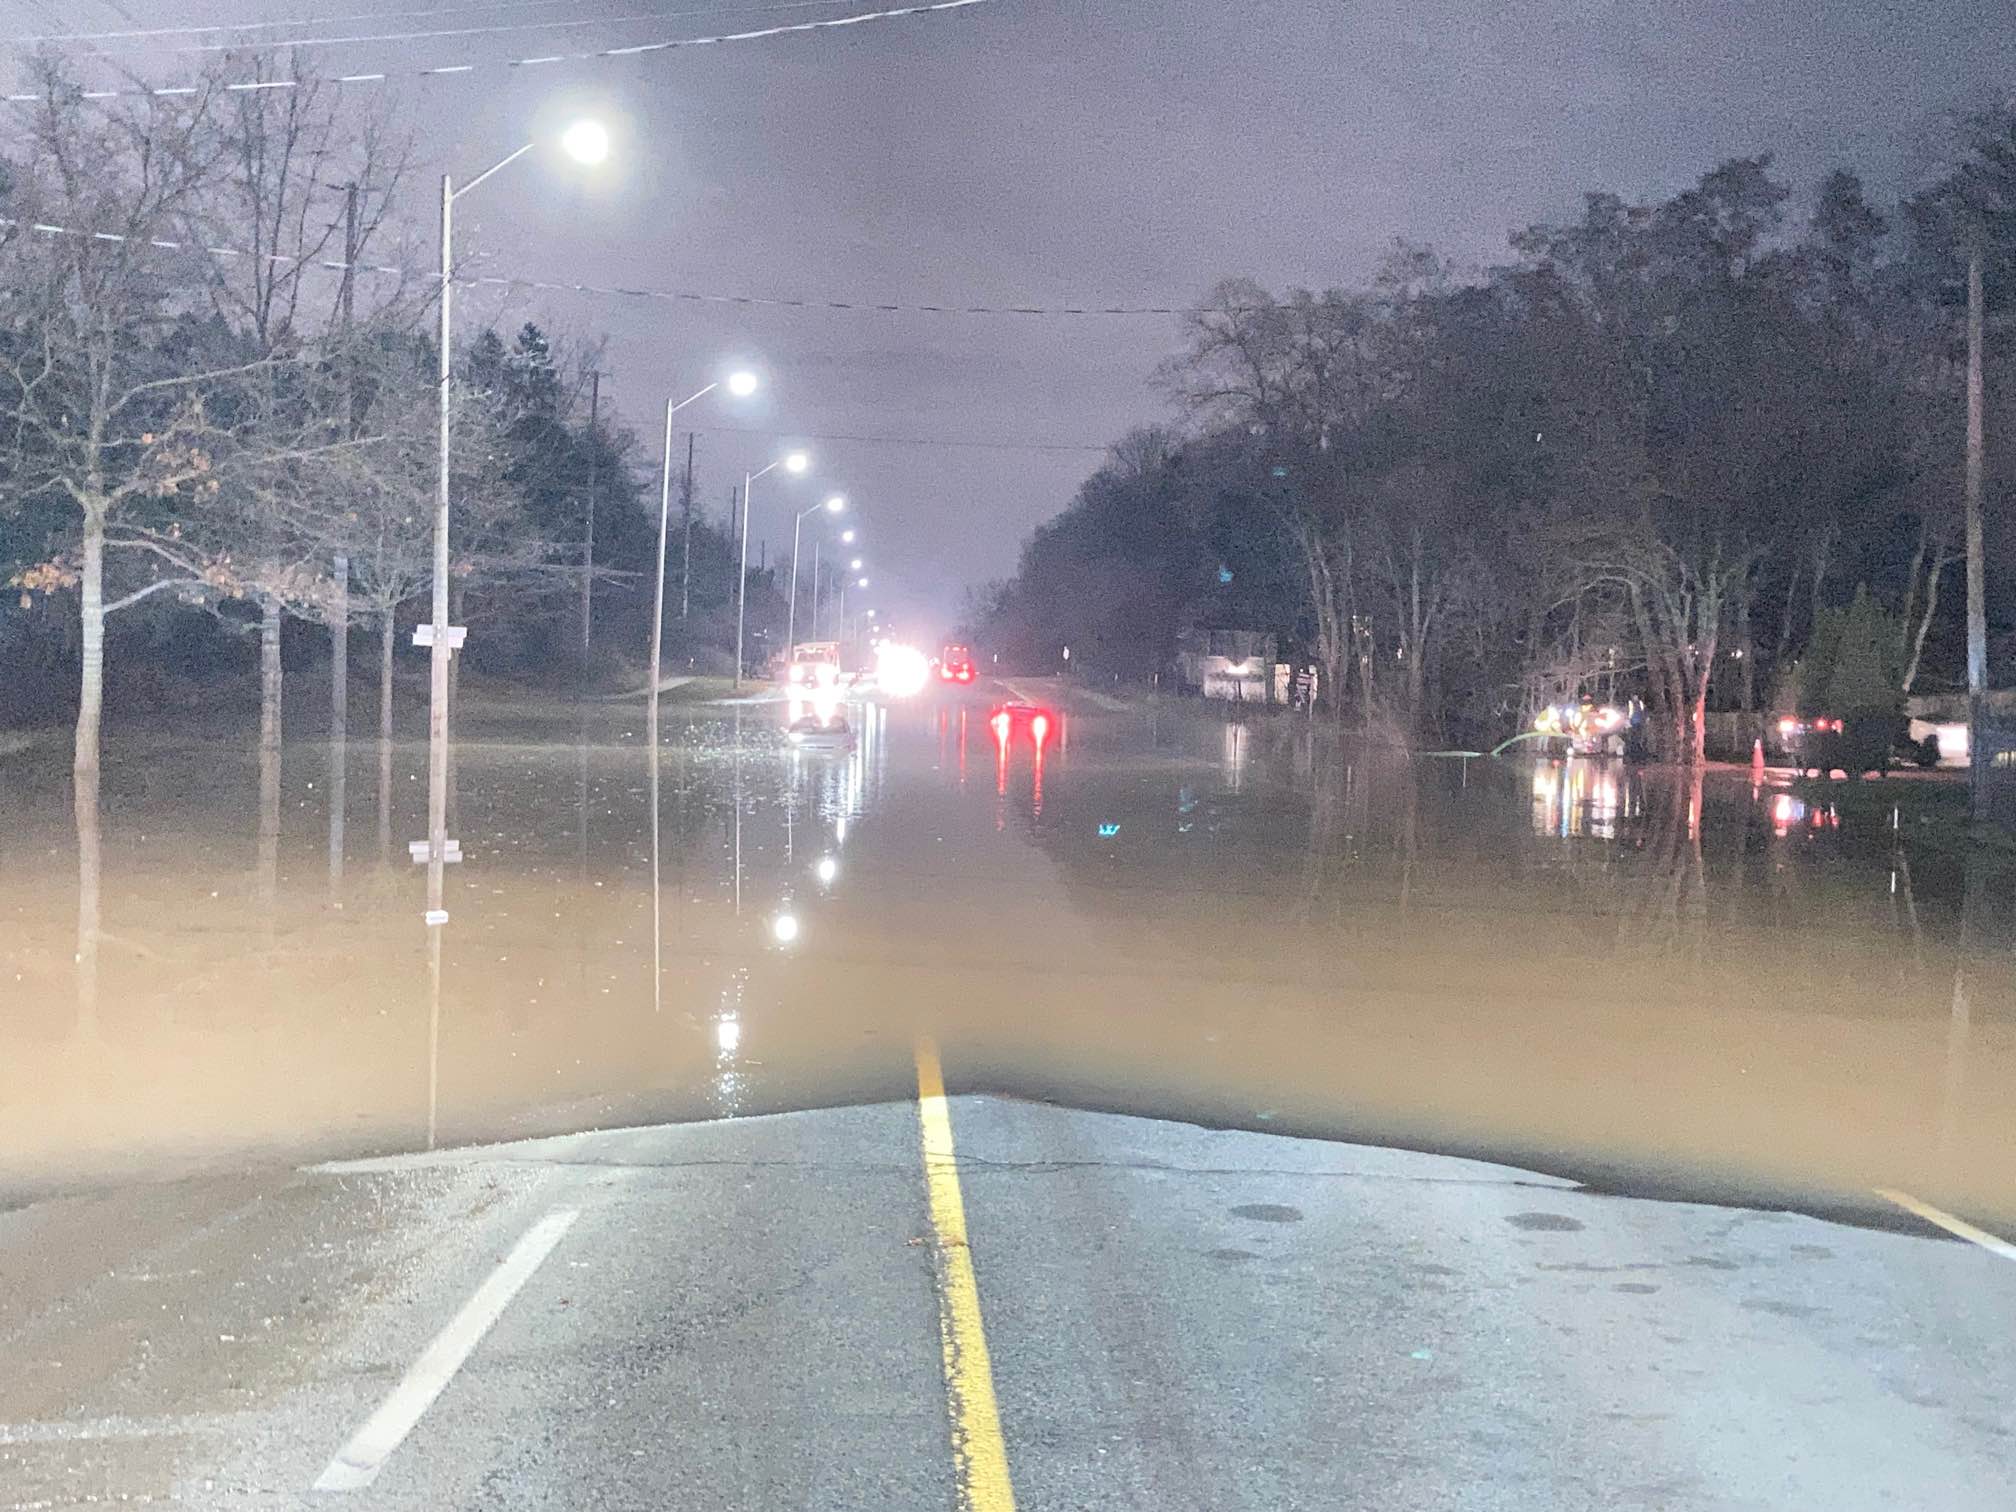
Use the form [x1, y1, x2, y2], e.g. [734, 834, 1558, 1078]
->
[1966, 248, 1988, 821]
[679, 431, 696, 618]
[581, 369, 600, 649]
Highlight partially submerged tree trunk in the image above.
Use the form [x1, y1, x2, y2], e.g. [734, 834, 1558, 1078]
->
[1734, 577, 1755, 712]
[75, 511, 106, 779]
[260, 595, 284, 758]
[330, 553, 349, 740]
[73, 765, 101, 1040]
[378, 610, 396, 744]
[1902, 546, 1951, 695]
[378, 609, 395, 863]
[257, 596, 283, 921]
[1774, 558, 1800, 675]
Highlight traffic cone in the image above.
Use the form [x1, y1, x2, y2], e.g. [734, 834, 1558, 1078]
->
[1752, 737, 1765, 773]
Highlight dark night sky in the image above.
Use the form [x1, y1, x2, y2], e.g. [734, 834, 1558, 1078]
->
[15, 0, 2016, 635]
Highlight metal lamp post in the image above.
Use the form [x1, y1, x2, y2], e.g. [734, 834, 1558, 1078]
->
[420, 118, 608, 927]
[734, 451, 810, 689]
[785, 494, 845, 666]
[649, 372, 759, 744]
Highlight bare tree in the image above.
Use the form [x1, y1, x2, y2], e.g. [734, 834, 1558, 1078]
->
[193, 50, 417, 356]
[287, 334, 524, 745]
[0, 59, 250, 778]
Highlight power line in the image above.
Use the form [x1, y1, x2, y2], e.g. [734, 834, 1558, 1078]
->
[689, 423, 1108, 452]
[1, 0, 1004, 101]
[9, 0, 627, 46]
[0, 213, 1218, 319]
[57, 0, 865, 58]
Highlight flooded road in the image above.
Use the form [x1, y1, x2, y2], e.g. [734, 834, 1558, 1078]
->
[4, 680, 2013, 1227]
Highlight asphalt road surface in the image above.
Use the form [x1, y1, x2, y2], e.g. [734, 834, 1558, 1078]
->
[4, 1081, 2014, 1510]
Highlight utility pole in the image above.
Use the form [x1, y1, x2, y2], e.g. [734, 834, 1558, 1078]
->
[581, 369, 599, 649]
[679, 431, 696, 618]
[810, 538, 821, 640]
[332, 182, 358, 744]
[1965, 247, 1988, 822]
[340, 182, 359, 431]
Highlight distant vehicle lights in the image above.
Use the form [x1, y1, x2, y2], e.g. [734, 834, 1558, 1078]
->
[939, 644, 977, 683]
[876, 642, 931, 698]
[1534, 700, 1628, 755]
[989, 702, 1058, 747]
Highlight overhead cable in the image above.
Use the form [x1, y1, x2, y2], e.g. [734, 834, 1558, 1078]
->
[0, 214, 1217, 319]
[75, 1, 868, 57]
[2, 0, 1003, 102]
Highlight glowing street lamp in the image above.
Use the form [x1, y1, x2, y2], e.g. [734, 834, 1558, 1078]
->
[560, 119, 611, 165]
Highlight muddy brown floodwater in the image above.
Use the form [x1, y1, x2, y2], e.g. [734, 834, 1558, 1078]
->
[3, 683, 2013, 1229]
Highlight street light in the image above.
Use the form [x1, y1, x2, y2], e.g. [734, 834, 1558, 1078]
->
[787, 494, 846, 663]
[735, 450, 809, 689]
[650, 371, 760, 745]
[560, 119, 611, 165]
[422, 120, 606, 928]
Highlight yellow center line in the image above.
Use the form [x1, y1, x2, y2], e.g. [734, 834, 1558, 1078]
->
[914, 1039, 1019, 1512]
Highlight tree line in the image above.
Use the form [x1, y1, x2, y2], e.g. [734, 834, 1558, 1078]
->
[968, 115, 2016, 762]
[0, 54, 780, 779]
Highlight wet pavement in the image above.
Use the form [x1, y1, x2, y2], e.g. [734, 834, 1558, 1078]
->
[2, 1099, 2013, 1509]
[5, 679, 2016, 1507]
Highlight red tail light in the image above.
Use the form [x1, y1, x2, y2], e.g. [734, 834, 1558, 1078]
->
[990, 711, 1010, 743]
[1031, 714, 1050, 744]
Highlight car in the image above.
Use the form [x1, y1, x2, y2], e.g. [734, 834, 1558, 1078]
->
[787, 640, 842, 688]
[988, 700, 1057, 745]
[1775, 712, 1930, 773]
[785, 710, 854, 752]
[938, 644, 977, 684]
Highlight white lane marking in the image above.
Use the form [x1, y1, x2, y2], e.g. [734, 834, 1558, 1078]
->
[313, 1208, 579, 1491]
[1875, 1188, 2016, 1262]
